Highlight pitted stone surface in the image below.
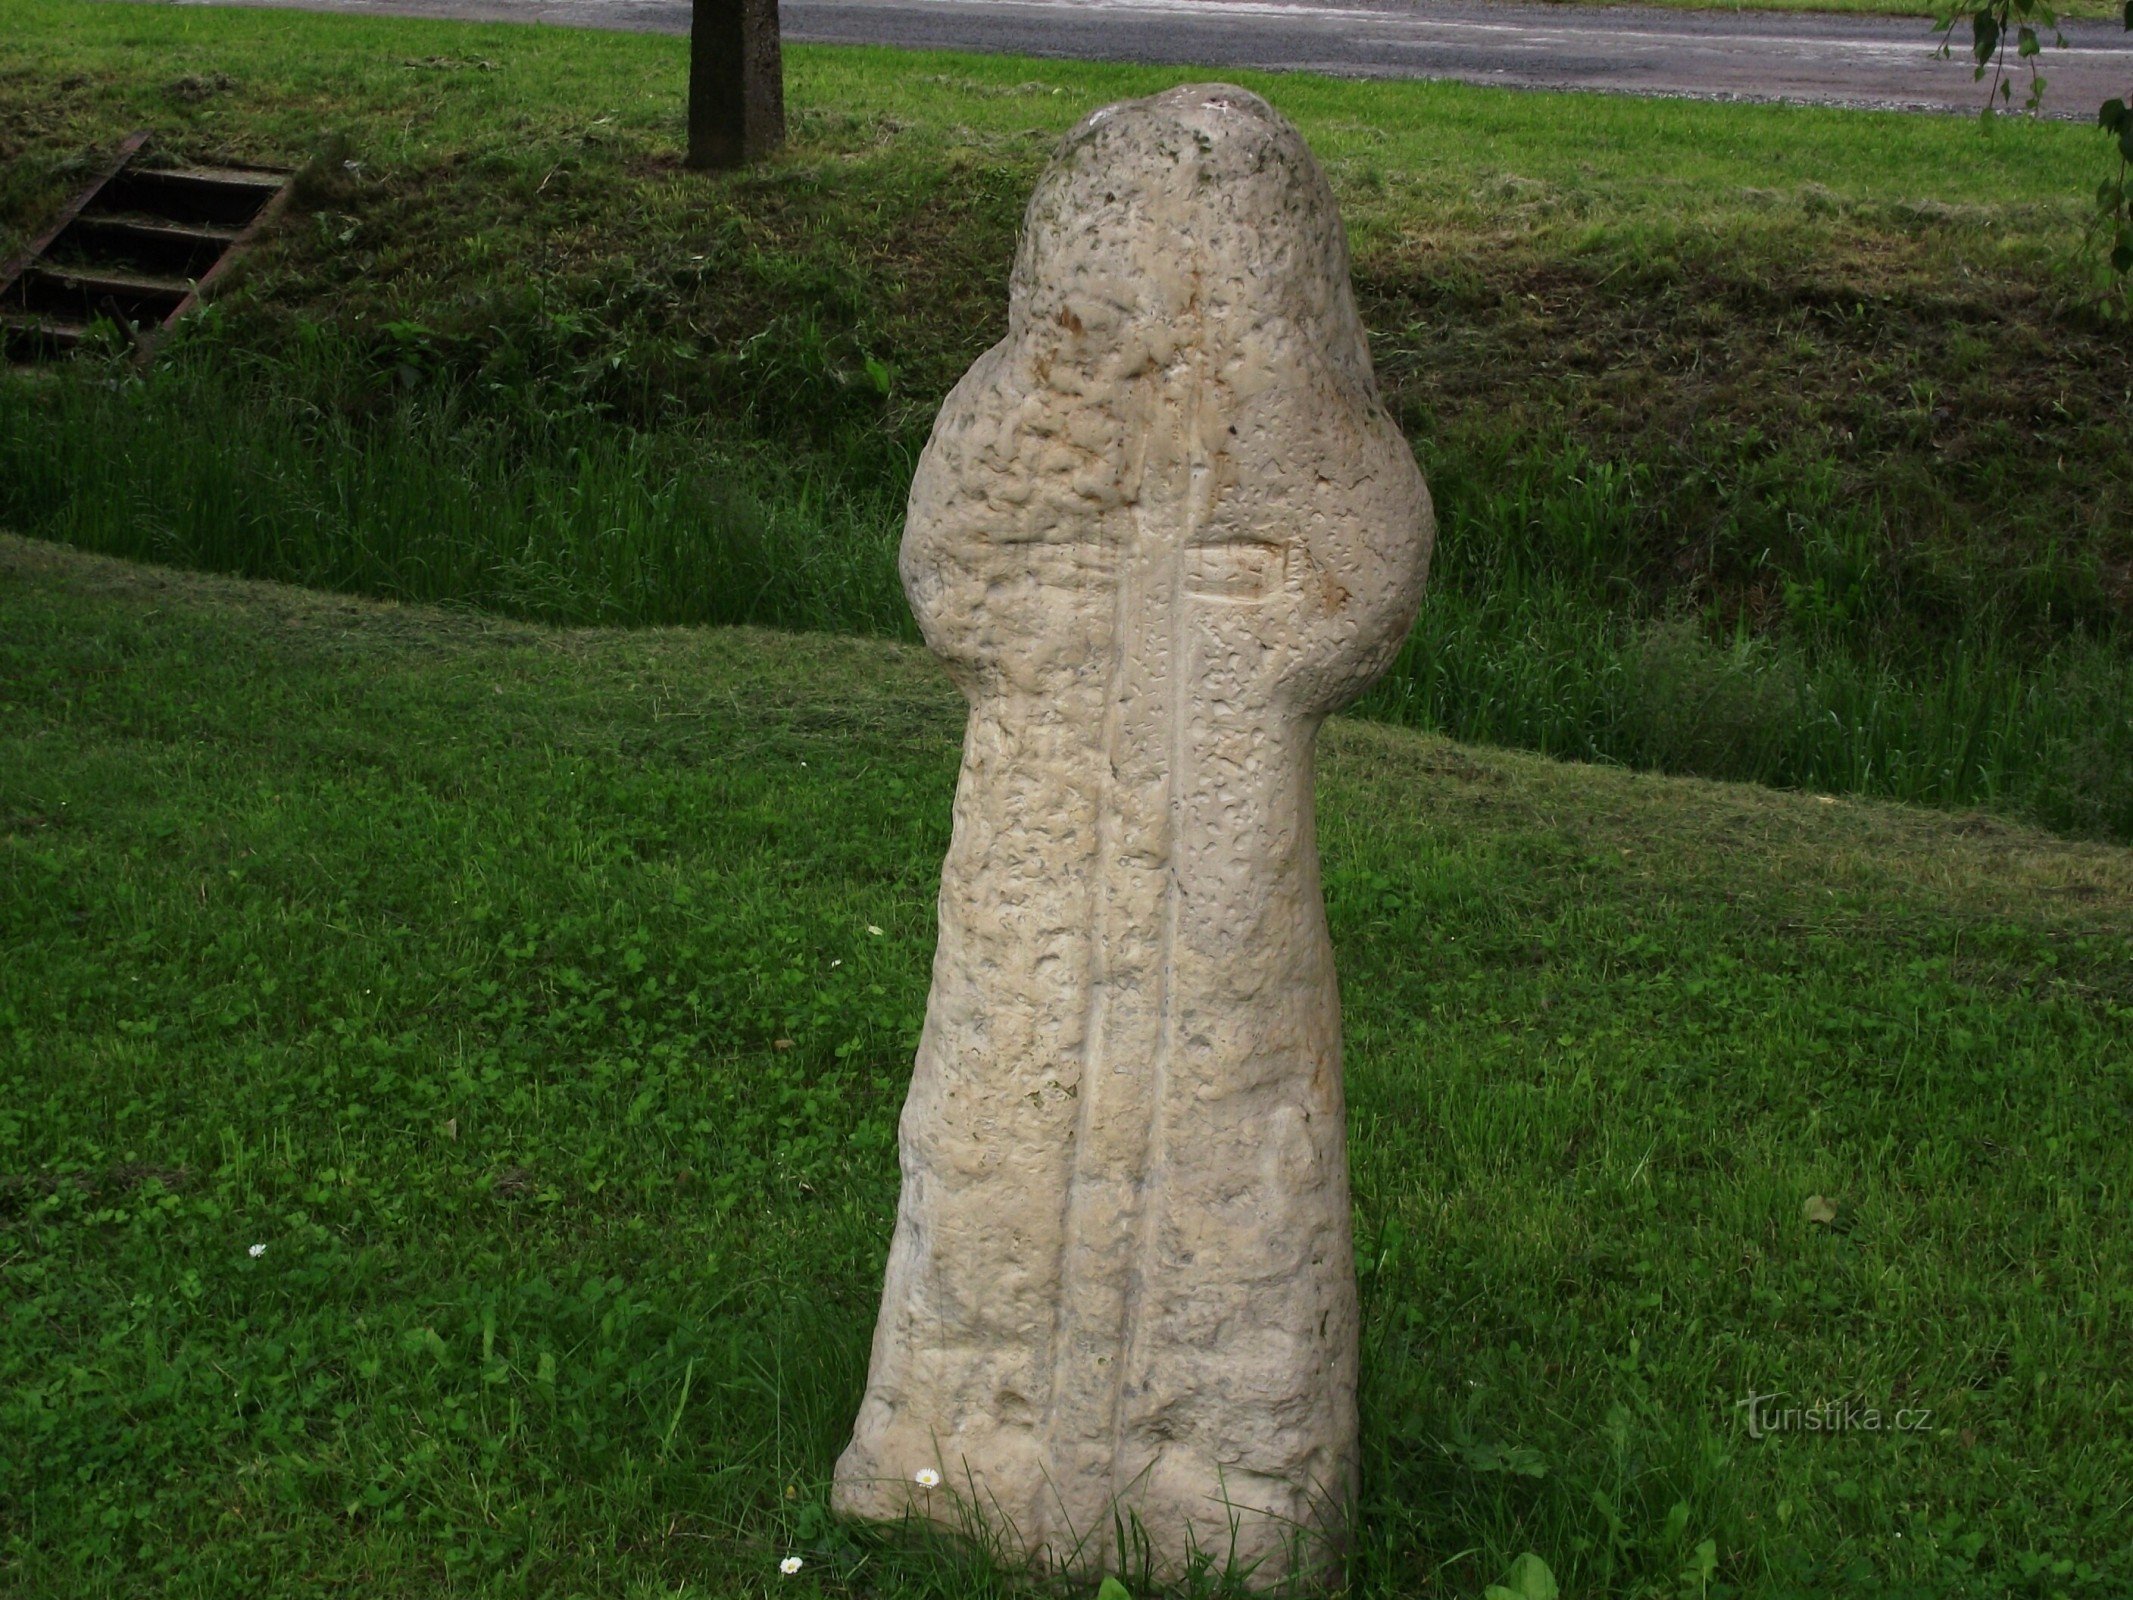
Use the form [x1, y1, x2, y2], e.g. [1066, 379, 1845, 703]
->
[832, 83, 1433, 1584]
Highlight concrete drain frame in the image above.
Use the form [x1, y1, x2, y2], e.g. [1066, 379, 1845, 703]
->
[1, 131, 293, 365]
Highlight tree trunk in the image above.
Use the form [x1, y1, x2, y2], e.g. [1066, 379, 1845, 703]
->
[687, 0, 783, 170]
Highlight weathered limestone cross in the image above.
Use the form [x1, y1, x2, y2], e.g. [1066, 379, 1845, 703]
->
[833, 83, 1434, 1587]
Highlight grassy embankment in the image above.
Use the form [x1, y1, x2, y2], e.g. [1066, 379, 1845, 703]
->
[3, 537, 2131, 1599]
[4, 5, 2132, 836]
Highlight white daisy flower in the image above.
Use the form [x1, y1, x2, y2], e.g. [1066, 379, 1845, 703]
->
[248, 1243, 267, 1259]
[866, 925, 884, 937]
[914, 1467, 941, 1488]
[779, 1555, 803, 1575]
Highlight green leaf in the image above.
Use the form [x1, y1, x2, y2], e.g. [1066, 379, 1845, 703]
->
[1096, 1580, 1134, 1600]
[1484, 1552, 1560, 1600]
[2102, 98, 2128, 131]
[1682, 1538, 1720, 1585]
[1973, 11, 2001, 61]
[1664, 1499, 1693, 1543]
[1456, 1439, 1550, 1477]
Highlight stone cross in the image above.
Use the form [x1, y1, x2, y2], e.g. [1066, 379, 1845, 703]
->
[833, 83, 1433, 1585]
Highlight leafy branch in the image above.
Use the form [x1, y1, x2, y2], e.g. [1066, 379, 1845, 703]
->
[1937, 0, 2133, 296]
[1935, 0, 2064, 113]
[2103, 81, 2133, 278]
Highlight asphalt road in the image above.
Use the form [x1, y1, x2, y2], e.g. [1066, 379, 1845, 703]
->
[165, 0, 2133, 117]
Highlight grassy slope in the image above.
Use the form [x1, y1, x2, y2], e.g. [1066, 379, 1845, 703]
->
[4, 6, 2132, 835]
[4, 535, 2130, 1599]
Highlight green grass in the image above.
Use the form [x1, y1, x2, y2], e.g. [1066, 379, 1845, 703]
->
[5, 536, 2132, 1599]
[3, 3, 2132, 840]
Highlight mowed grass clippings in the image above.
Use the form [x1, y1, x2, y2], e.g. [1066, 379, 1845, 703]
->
[4, 4, 2133, 836]
[4, 538, 2132, 1599]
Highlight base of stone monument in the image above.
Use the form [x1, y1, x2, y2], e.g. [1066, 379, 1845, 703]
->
[832, 1467, 1352, 1593]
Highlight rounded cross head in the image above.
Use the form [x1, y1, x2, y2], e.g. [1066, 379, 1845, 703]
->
[901, 82, 1432, 723]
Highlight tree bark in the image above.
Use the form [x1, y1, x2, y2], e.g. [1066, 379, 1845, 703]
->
[687, 0, 783, 169]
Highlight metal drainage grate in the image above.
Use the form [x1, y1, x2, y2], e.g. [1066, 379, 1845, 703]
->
[2, 131, 293, 364]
